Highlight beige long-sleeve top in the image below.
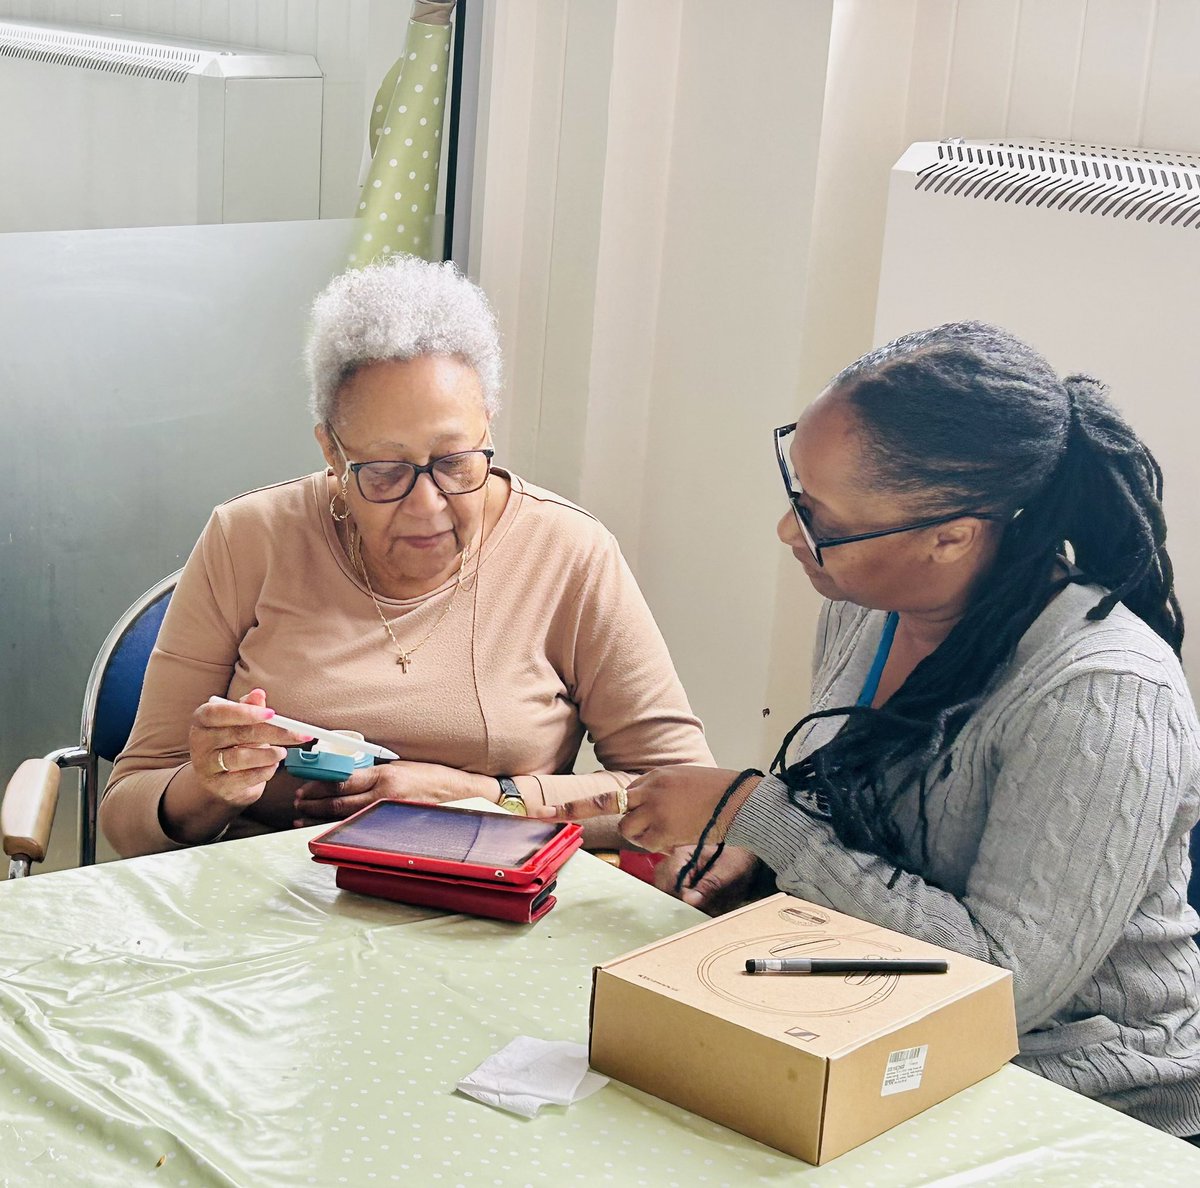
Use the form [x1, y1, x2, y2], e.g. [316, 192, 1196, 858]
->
[101, 469, 712, 856]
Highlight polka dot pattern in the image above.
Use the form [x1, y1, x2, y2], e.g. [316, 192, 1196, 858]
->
[353, 17, 451, 266]
[1, 830, 1199, 1185]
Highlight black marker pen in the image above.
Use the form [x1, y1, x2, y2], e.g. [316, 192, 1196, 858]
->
[744, 958, 948, 974]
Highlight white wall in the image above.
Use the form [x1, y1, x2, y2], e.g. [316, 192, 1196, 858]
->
[773, 0, 1200, 714]
[797, 0, 1200, 413]
[471, 0, 834, 767]
[0, 0, 412, 217]
[873, 144, 1200, 680]
[471, 0, 1200, 769]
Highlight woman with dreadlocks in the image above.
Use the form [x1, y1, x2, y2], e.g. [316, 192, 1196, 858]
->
[540, 321, 1200, 1138]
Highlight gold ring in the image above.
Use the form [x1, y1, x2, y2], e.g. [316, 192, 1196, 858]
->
[217, 749, 228, 774]
[615, 786, 628, 815]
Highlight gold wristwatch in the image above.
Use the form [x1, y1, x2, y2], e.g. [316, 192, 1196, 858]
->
[495, 776, 527, 815]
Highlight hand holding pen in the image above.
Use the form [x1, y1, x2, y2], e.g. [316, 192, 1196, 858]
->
[187, 692, 398, 810]
[206, 696, 400, 761]
[156, 688, 317, 846]
[188, 690, 316, 807]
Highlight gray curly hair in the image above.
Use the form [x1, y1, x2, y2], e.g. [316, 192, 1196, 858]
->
[305, 255, 503, 425]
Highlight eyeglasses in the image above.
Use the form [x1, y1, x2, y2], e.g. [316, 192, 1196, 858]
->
[773, 422, 1004, 567]
[328, 426, 495, 504]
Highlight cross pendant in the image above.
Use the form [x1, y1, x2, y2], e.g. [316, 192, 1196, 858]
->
[397, 652, 411, 673]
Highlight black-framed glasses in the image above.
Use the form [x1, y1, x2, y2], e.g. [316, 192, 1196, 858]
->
[329, 426, 494, 504]
[773, 422, 1004, 567]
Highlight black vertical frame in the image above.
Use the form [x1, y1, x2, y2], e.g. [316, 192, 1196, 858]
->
[442, 0, 468, 262]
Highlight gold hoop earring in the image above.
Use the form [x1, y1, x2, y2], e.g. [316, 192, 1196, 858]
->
[330, 472, 350, 523]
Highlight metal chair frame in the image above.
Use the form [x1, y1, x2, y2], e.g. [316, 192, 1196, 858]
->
[4, 570, 180, 877]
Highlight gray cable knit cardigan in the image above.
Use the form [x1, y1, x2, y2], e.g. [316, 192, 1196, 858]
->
[725, 582, 1200, 1135]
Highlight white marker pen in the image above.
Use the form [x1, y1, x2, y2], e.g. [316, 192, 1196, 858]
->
[208, 696, 400, 761]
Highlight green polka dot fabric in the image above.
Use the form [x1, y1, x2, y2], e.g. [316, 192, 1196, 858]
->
[2, 830, 1199, 1185]
[350, 9, 452, 267]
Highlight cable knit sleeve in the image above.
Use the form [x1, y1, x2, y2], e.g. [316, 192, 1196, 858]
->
[725, 670, 1192, 1031]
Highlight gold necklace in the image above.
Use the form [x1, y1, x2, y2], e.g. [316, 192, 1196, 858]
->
[347, 480, 489, 673]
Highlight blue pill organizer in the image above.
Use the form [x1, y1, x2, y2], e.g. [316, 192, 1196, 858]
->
[284, 747, 374, 782]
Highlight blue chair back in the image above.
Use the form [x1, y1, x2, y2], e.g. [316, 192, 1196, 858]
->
[91, 587, 173, 762]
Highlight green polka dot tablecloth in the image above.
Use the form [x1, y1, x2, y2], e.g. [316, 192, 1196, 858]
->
[2, 829, 1198, 1186]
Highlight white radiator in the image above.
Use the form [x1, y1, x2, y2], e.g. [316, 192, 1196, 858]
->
[0, 19, 323, 231]
[876, 139, 1200, 679]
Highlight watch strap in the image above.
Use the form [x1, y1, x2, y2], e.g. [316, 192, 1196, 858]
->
[495, 775, 527, 815]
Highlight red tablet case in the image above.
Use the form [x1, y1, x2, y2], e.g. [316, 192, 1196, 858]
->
[330, 863, 559, 924]
[308, 802, 583, 923]
[308, 800, 582, 887]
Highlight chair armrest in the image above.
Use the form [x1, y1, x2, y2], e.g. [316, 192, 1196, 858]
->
[2, 758, 62, 863]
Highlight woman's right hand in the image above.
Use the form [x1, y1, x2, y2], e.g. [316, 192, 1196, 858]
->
[187, 688, 312, 809]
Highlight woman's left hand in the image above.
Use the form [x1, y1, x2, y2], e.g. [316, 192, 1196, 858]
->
[292, 761, 494, 826]
[655, 844, 764, 914]
[533, 765, 745, 852]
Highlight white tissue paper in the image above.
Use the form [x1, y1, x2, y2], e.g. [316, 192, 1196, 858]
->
[456, 1036, 609, 1118]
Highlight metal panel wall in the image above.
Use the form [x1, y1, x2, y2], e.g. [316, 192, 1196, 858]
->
[0, 218, 354, 868]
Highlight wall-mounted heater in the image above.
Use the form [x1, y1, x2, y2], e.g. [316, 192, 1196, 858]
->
[0, 19, 322, 231]
[876, 139, 1200, 680]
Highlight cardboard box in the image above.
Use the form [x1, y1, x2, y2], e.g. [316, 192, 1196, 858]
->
[589, 893, 1017, 1164]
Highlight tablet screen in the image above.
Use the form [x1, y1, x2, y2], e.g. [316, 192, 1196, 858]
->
[316, 802, 563, 868]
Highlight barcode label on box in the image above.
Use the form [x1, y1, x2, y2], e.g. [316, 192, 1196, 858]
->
[881, 1044, 928, 1096]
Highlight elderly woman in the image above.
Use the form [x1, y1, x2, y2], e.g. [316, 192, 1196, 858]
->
[545, 322, 1200, 1140]
[100, 256, 712, 856]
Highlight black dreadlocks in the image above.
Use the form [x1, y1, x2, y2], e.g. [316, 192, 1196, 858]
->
[773, 321, 1182, 870]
